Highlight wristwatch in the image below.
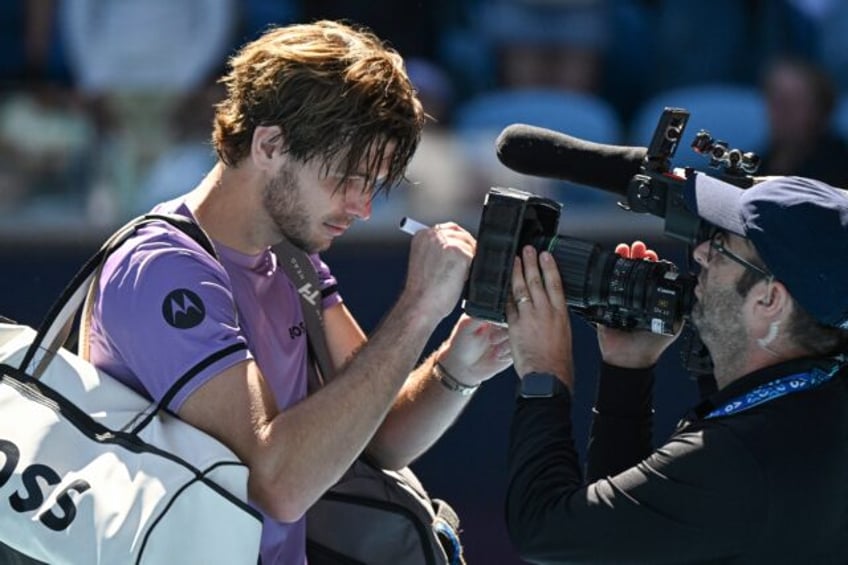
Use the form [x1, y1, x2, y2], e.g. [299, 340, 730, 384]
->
[518, 372, 569, 398]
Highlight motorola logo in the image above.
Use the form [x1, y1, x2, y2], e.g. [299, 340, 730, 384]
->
[162, 289, 206, 329]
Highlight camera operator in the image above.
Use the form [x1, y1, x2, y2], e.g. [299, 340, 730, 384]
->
[504, 173, 848, 563]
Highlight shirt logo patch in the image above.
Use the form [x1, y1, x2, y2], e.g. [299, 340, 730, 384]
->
[162, 289, 206, 329]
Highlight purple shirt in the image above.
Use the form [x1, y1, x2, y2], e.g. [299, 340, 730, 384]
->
[88, 200, 342, 565]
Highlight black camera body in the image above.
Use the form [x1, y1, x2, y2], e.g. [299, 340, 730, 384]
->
[463, 186, 694, 336]
[463, 187, 558, 323]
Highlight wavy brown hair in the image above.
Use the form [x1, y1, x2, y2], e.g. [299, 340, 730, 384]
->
[212, 20, 426, 196]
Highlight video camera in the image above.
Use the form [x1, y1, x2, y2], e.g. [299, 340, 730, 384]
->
[462, 186, 694, 336]
[462, 107, 759, 344]
[623, 107, 757, 245]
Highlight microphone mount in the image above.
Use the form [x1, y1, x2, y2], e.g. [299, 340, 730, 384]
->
[690, 130, 760, 182]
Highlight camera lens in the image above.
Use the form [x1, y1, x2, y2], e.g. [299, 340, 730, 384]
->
[533, 235, 693, 335]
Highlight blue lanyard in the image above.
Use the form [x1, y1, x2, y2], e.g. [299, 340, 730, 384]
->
[705, 365, 842, 419]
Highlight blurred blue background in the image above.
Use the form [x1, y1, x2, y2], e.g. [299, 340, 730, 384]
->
[3, 1, 848, 563]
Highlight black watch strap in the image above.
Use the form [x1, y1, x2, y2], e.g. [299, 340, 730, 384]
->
[518, 372, 569, 399]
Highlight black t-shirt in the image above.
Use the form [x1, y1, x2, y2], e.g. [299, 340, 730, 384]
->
[506, 358, 848, 564]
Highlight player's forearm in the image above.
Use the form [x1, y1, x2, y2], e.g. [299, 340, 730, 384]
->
[366, 352, 474, 468]
[250, 294, 443, 520]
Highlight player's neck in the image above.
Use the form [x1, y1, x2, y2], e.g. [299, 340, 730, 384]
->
[185, 163, 272, 255]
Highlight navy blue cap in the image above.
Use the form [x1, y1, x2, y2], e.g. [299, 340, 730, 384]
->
[684, 172, 848, 329]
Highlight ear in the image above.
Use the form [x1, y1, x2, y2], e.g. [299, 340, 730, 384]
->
[250, 125, 284, 172]
[754, 279, 790, 319]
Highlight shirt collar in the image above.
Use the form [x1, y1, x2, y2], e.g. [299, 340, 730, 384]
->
[690, 357, 844, 421]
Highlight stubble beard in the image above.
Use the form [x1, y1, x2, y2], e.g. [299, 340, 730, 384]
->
[262, 166, 317, 253]
[691, 283, 748, 376]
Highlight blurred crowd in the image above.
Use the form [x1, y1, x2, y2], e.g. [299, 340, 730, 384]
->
[2, 0, 848, 234]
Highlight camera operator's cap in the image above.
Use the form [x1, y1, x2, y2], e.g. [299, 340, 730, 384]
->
[684, 172, 848, 329]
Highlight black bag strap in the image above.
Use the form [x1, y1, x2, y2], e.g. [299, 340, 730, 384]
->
[19, 214, 217, 379]
[272, 238, 335, 390]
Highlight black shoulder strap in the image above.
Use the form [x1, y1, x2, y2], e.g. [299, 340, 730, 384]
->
[271, 238, 335, 391]
[78, 214, 220, 361]
[20, 213, 218, 378]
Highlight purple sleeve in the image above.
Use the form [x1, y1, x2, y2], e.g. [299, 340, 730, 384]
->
[97, 236, 251, 412]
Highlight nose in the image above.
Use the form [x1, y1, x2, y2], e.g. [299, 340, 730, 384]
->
[692, 239, 710, 268]
[345, 190, 372, 220]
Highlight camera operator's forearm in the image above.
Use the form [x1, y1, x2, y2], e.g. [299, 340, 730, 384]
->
[506, 393, 583, 560]
[586, 362, 655, 481]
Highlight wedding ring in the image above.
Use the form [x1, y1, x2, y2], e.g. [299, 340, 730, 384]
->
[515, 295, 531, 306]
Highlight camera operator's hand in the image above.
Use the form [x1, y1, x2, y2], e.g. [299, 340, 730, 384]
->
[597, 241, 683, 368]
[436, 314, 512, 387]
[506, 246, 573, 389]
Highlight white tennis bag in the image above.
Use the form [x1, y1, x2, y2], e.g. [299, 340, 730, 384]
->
[0, 215, 262, 564]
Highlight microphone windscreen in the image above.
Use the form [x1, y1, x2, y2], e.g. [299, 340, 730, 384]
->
[496, 124, 647, 196]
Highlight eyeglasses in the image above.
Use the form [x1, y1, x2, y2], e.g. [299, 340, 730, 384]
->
[707, 231, 774, 281]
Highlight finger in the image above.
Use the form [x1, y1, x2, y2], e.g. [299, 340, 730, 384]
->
[511, 252, 532, 305]
[539, 250, 567, 311]
[505, 299, 518, 325]
[630, 241, 658, 262]
[506, 257, 524, 321]
[615, 243, 631, 258]
[495, 344, 513, 361]
[487, 325, 510, 346]
[630, 240, 648, 258]
[471, 322, 491, 338]
[431, 222, 471, 243]
[521, 246, 546, 305]
[437, 222, 474, 242]
[457, 314, 482, 333]
[468, 319, 499, 341]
